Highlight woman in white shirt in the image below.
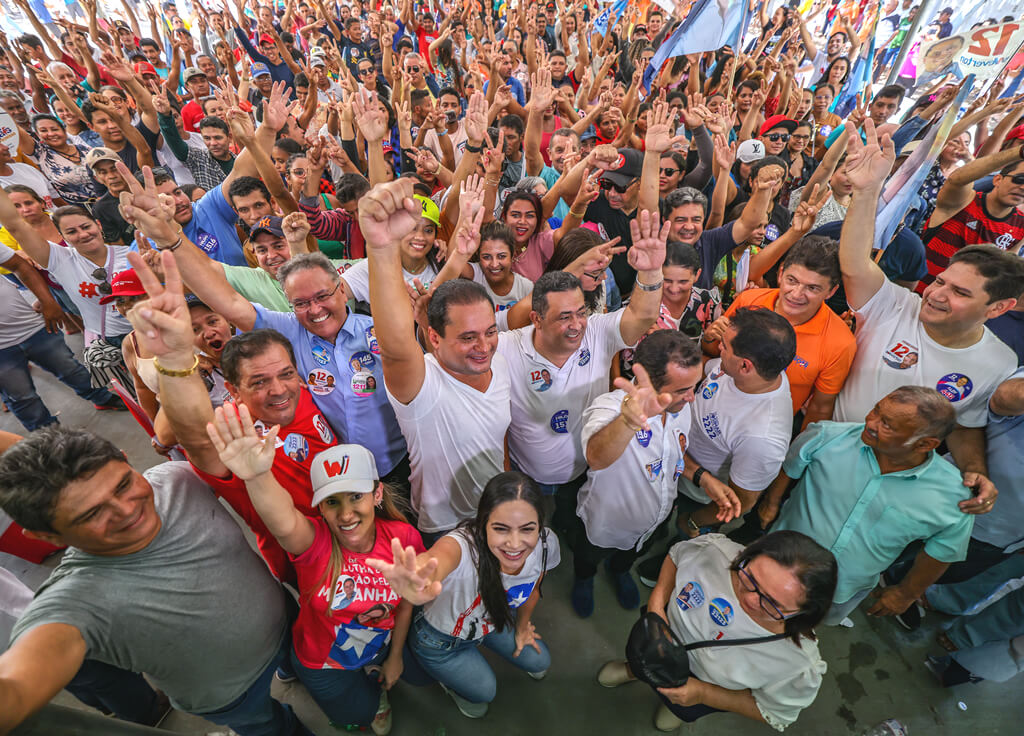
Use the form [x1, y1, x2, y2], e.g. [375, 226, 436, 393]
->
[598, 532, 836, 732]
[370, 472, 560, 720]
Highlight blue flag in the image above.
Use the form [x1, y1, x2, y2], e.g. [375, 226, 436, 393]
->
[642, 0, 750, 93]
[594, 0, 629, 38]
[832, 36, 875, 119]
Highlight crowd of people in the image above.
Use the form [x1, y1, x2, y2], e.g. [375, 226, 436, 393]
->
[0, 0, 1022, 734]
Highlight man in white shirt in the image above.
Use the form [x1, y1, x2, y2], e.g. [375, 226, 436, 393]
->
[572, 331, 740, 617]
[497, 210, 669, 535]
[836, 121, 1024, 515]
[364, 179, 507, 537]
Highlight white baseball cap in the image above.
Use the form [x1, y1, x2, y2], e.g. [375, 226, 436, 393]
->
[736, 139, 766, 164]
[310, 445, 379, 506]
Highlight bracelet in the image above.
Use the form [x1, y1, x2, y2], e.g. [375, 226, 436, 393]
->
[154, 236, 183, 252]
[437, 127, 449, 136]
[485, 178, 500, 187]
[634, 279, 663, 292]
[620, 396, 642, 432]
[465, 141, 483, 153]
[692, 466, 708, 488]
[569, 208, 587, 218]
[154, 354, 199, 378]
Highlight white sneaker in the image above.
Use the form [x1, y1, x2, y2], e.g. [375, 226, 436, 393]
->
[654, 703, 683, 732]
[527, 668, 548, 680]
[840, 617, 855, 628]
[597, 660, 634, 688]
[371, 689, 392, 735]
[440, 684, 488, 718]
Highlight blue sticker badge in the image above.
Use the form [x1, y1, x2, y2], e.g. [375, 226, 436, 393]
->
[701, 382, 718, 399]
[675, 582, 705, 611]
[709, 597, 734, 627]
[349, 351, 376, 373]
[311, 344, 332, 366]
[764, 223, 780, 241]
[936, 373, 973, 402]
[550, 409, 569, 433]
[283, 433, 310, 463]
[635, 429, 652, 447]
[365, 326, 380, 355]
[578, 348, 591, 367]
[507, 582, 535, 608]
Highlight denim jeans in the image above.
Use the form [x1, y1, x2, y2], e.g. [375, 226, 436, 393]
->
[66, 659, 162, 724]
[410, 614, 550, 704]
[0, 327, 113, 430]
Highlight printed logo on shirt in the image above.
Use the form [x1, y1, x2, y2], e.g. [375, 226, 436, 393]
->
[701, 412, 722, 439]
[331, 575, 359, 610]
[966, 220, 978, 231]
[530, 369, 553, 392]
[675, 581, 705, 611]
[995, 232, 1016, 250]
[507, 582, 536, 609]
[635, 429, 652, 447]
[307, 369, 337, 396]
[313, 413, 335, 444]
[818, 125, 833, 138]
[936, 373, 973, 402]
[708, 366, 724, 381]
[78, 281, 99, 298]
[709, 597, 734, 627]
[577, 348, 591, 367]
[312, 344, 332, 366]
[644, 458, 663, 481]
[365, 326, 380, 355]
[326, 619, 393, 670]
[701, 382, 719, 399]
[284, 433, 309, 462]
[349, 351, 377, 373]
[351, 370, 377, 397]
[764, 223, 780, 241]
[793, 356, 809, 368]
[881, 340, 919, 370]
[193, 230, 221, 257]
[550, 409, 569, 433]
[672, 433, 688, 481]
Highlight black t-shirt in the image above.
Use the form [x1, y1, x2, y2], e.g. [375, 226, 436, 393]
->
[585, 193, 635, 295]
[694, 222, 742, 290]
[92, 192, 135, 245]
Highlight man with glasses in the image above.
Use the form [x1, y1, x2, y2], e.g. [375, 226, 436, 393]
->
[582, 148, 644, 295]
[402, 51, 440, 98]
[758, 116, 798, 158]
[763, 387, 974, 626]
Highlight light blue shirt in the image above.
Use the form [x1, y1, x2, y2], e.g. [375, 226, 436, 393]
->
[184, 185, 247, 266]
[538, 165, 569, 221]
[253, 306, 407, 475]
[774, 421, 973, 604]
[972, 367, 1024, 552]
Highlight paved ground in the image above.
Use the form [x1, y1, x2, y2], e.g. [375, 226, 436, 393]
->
[1, 334, 1020, 735]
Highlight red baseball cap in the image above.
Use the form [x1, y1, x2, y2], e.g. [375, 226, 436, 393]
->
[1007, 123, 1024, 143]
[759, 115, 798, 137]
[259, 34, 276, 46]
[99, 269, 147, 304]
[133, 61, 158, 77]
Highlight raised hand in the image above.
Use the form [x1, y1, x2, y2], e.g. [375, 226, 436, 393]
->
[712, 132, 736, 172]
[565, 236, 625, 278]
[645, 100, 687, 153]
[627, 209, 669, 273]
[453, 182, 487, 258]
[464, 90, 487, 143]
[116, 163, 181, 246]
[225, 106, 256, 145]
[366, 537, 443, 606]
[791, 183, 829, 234]
[206, 402, 278, 480]
[843, 119, 895, 192]
[262, 80, 292, 132]
[352, 87, 388, 142]
[123, 249, 194, 360]
[613, 363, 673, 431]
[359, 178, 421, 249]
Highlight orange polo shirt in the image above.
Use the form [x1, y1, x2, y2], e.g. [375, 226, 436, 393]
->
[725, 288, 856, 413]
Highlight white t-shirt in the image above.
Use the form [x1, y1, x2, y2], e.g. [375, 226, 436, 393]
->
[0, 243, 46, 349]
[681, 358, 792, 499]
[469, 263, 533, 311]
[576, 389, 693, 551]
[497, 310, 629, 484]
[341, 258, 439, 303]
[835, 279, 1016, 428]
[422, 528, 560, 640]
[386, 352, 511, 532]
[0, 164, 58, 208]
[665, 534, 825, 732]
[44, 243, 133, 339]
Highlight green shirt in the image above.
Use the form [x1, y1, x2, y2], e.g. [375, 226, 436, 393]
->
[774, 421, 973, 605]
[223, 258, 359, 313]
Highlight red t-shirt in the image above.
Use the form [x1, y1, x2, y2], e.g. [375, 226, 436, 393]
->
[191, 387, 337, 582]
[181, 99, 205, 133]
[539, 117, 571, 166]
[291, 517, 424, 669]
[415, 27, 439, 72]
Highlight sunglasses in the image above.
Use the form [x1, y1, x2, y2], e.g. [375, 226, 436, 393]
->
[659, 167, 680, 177]
[405, 65, 420, 73]
[1009, 174, 1024, 185]
[599, 178, 634, 194]
[358, 67, 374, 75]
[92, 267, 112, 295]
[765, 133, 790, 142]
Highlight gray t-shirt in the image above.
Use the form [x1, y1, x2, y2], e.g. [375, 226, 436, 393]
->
[10, 462, 288, 713]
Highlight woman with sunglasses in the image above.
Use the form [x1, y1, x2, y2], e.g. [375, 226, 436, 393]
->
[598, 531, 836, 732]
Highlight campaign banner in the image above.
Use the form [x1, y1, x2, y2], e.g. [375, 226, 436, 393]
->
[0, 112, 18, 158]
[919, 20, 1024, 81]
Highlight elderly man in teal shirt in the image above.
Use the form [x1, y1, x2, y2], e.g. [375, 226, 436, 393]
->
[759, 386, 974, 625]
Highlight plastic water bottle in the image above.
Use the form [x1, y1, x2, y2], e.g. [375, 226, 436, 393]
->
[862, 720, 909, 736]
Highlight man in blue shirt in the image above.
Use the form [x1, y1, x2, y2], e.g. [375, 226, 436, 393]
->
[761, 386, 974, 625]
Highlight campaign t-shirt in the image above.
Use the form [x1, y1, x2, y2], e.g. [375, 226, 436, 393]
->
[182, 185, 248, 266]
[44, 243, 133, 338]
[470, 263, 533, 311]
[422, 529, 560, 640]
[341, 258, 438, 303]
[291, 517, 424, 669]
[191, 388, 337, 581]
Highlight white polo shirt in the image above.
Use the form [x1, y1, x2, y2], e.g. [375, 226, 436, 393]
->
[386, 352, 511, 533]
[497, 310, 629, 485]
[835, 279, 1016, 428]
[576, 389, 693, 551]
[681, 358, 792, 500]
[44, 243, 133, 339]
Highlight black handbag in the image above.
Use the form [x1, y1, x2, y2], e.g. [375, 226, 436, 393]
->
[625, 611, 788, 689]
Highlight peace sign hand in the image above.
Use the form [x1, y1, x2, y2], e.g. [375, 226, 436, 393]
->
[123, 249, 194, 362]
[613, 363, 673, 431]
[116, 163, 181, 246]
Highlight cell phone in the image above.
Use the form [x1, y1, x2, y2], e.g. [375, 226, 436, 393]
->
[445, 110, 457, 124]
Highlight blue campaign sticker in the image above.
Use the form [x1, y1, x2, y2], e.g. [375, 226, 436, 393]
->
[936, 373, 973, 402]
[550, 409, 569, 433]
[709, 597, 735, 627]
[365, 326, 380, 355]
[673, 460, 686, 481]
[675, 581, 705, 611]
[193, 230, 221, 256]
[283, 433, 310, 463]
[701, 412, 722, 439]
[311, 344, 332, 366]
[635, 429, 652, 447]
[793, 355, 809, 368]
[507, 582, 536, 608]
[764, 223, 780, 242]
[701, 382, 719, 399]
[348, 351, 377, 373]
[645, 458, 663, 481]
[578, 348, 591, 367]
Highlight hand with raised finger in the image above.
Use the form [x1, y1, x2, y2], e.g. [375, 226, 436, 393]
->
[205, 403, 279, 480]
[612, 363, 673, 431]
[843, 119, 895, 192]
[123, 249, 194, 361]
[713, 133, 736, 172]
[459, 173, 486, 220]
[116, 163, 181, 246]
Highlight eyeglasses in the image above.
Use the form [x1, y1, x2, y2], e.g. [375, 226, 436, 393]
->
[790, 133, 810, 141]
[660, 167, 680, 177]
[290, 283, 341, 312]
[736, 559, 801, 621]
[599, 178, 634, 194]
[583, 270, 606, 282]
[91, 267, 112, 295]
[1009, 174, 1024, 185]
[765, 133, 790, 142]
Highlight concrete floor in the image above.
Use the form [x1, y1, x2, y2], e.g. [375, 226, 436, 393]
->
[1, 334, 1021, 736]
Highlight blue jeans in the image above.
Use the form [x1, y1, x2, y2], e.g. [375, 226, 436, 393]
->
[66, 659, 162, 724]
[410, 614, 550, 704]
[0, 327, 112, 430]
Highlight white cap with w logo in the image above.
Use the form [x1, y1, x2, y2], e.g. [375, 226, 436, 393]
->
[310, 444, 379, 506]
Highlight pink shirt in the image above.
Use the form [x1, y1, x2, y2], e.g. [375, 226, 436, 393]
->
[511, 228, 555, 282]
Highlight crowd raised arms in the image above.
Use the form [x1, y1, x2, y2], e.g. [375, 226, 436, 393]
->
[0, 0, 1023, 734]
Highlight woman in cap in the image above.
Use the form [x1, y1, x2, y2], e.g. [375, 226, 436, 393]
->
[207, 406, 423, 735]
[598, 531, 836, 732]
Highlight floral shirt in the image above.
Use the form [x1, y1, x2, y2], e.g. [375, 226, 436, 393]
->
[33, 141, 103, 206]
